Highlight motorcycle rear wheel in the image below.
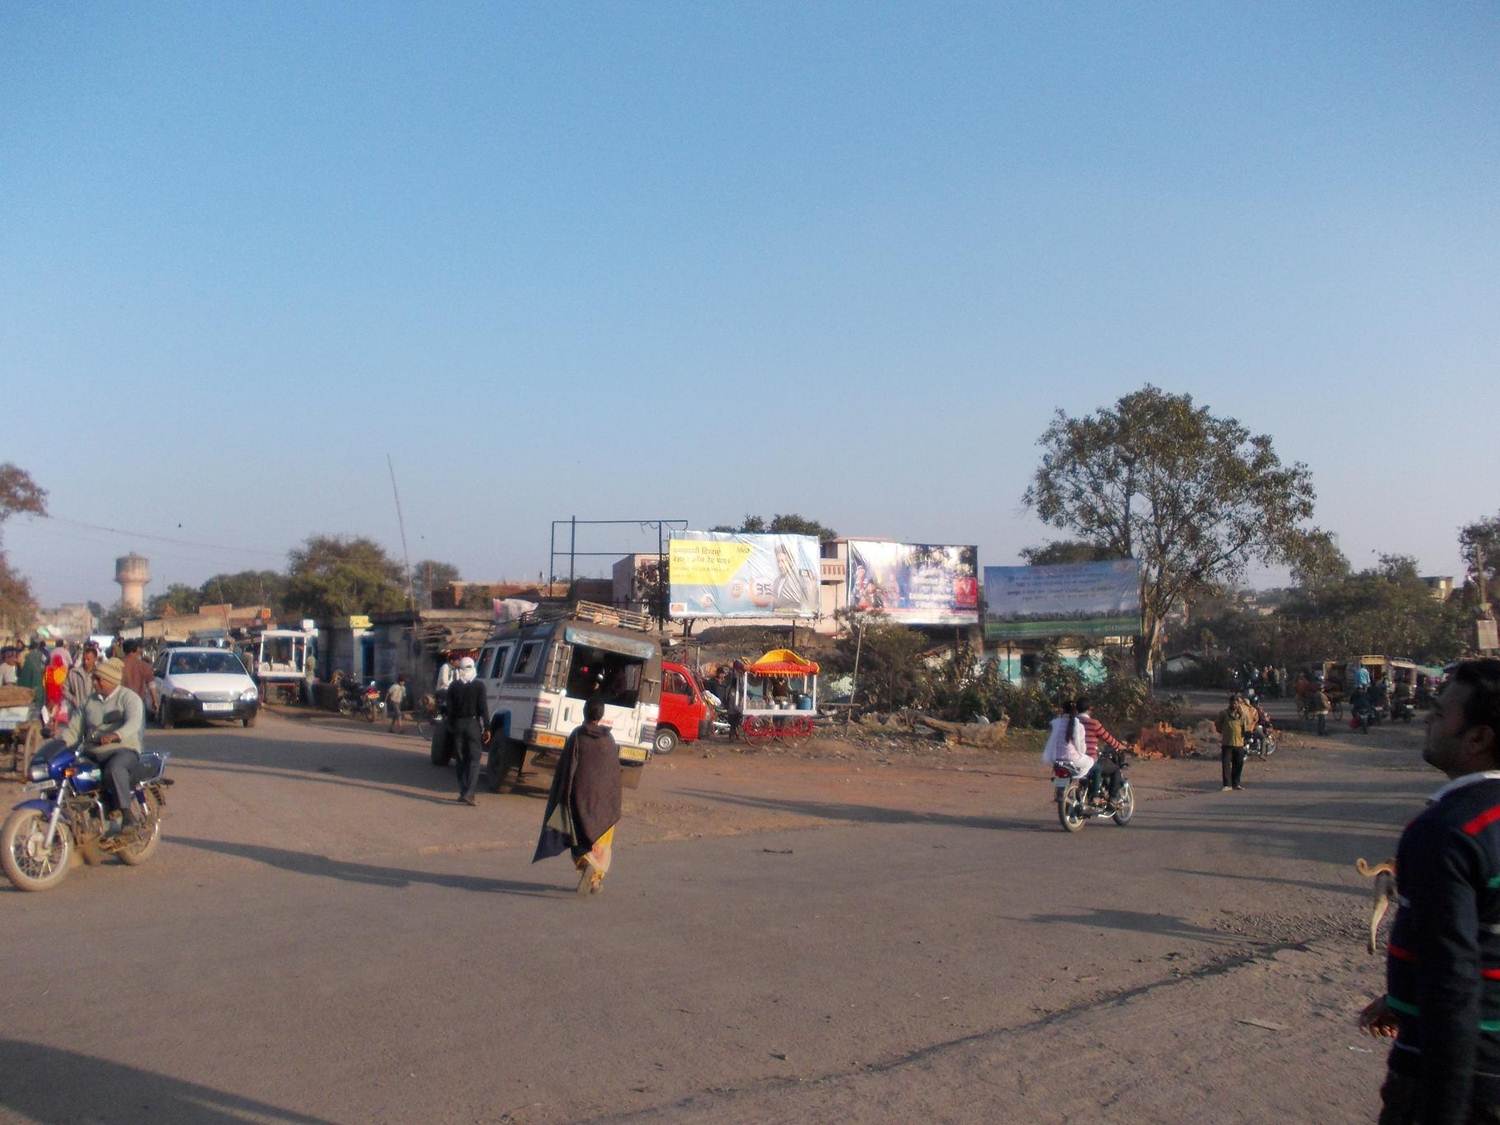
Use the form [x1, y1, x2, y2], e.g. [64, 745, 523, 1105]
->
[117, 791, 161, 867]
[1057, 783, 1086, 833]
[1, 808, 73, 892]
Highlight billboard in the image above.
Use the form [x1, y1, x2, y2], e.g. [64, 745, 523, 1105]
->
[983, 559, 1141, 640]
[667, 532, 821, 619]
[846, 541, 979, 625]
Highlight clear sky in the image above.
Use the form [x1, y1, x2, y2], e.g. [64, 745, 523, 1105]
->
[3, 3, 1496, 608]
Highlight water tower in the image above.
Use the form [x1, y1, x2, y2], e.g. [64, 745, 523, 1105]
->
[115, 553, 150, 611]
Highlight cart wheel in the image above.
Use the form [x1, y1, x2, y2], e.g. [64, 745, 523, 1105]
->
[741, 716, 771, 740]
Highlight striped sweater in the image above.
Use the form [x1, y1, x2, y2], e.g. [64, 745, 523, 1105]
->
[1078, 713, 1126, 759]
[1386, 773, 1500, 1124]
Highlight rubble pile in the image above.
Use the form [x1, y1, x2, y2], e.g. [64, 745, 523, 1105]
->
[1133, 722, 1198, 760]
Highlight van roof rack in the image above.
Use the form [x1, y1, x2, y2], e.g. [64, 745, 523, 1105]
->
[570, 601, 654, 633]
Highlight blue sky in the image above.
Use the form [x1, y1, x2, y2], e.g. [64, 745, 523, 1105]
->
[3, 3, 1496, 607]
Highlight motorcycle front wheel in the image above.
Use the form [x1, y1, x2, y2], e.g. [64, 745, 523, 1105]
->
[1113, 784, 1136, 826]
[1, 808, 73, 892]
[1057, 783, 1087, 833]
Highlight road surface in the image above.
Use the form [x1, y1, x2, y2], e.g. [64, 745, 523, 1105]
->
[0, 703, 1427, 1123]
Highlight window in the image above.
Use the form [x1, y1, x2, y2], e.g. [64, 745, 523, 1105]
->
[511, 640, 545, 680]
[664, 670, 692, 697]
[170, 652, 246, 676]
[487, 645, 514, 680]
[565, 645, 643, 706]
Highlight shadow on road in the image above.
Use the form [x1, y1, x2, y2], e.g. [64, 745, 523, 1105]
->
[1022, 907, 1253, 948]
[171, 836, 571, 898]
[157, 721, 462, 804]
[0, 1037, 330, 1123]
[1166, 866, 1367, 899]
[675, 788, 1050, 833]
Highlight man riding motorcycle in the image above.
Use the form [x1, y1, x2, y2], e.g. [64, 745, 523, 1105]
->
[1043, 700, 1124, 811]
[52, 657, 146, 836]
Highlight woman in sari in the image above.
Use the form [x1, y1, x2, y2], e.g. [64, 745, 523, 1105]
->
[533, 696, 622, 895]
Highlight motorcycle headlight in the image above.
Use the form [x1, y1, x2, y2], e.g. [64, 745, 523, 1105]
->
[27, 760, 50, 782]
[171, 688, 194, 700]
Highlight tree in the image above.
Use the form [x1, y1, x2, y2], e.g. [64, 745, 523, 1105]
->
[710, 514, 838, 541]
[411, 560, 462, 609]
[148, 584, 202, 617]
[635, 559, 668, 621]
[0, 464, 47, 634]
[833, 610, 929, 710]
[198, 570, 288, 612]
[284, 535, 407, 619]
[1461, 512, 1500, 613]
[1020, 540, 1121, 566]
[1022, 385, 1317, 677]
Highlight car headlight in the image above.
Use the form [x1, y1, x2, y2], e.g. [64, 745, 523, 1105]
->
[171, 687, 194, 700]
[28, 760, 50, 782]
[239, 688, 259, 702]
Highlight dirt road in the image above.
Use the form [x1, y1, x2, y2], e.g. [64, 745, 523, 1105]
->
[0, 703, 1426, 1123]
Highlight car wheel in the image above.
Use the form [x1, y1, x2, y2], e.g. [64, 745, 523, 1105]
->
[159, 700, 174, 729]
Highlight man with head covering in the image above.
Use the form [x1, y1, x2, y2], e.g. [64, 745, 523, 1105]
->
[59, 656, 147, 835]
[443, 655, 490, 805]
[533, 695, 622, 894]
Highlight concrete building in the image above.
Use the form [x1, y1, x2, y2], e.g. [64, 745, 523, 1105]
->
[32, 602, 95, 641]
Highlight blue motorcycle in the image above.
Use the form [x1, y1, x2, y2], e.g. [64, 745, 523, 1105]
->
[2, 740, 173, 892]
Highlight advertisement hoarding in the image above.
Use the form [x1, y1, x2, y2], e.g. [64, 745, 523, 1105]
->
[667, 532, 821, 619]
[846, 541, 979, 625]
[983, 559, 1141, 639]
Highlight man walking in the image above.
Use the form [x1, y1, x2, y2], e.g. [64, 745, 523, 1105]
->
[386, 674, 407, 733]
[1360, 659, 1500, 1124]
[1218, 692, 1256, 791]
[121, 640, 157, 716]
[444, 657, 489, 805]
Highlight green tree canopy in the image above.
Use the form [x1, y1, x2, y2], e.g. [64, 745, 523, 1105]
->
[1022, 385, 1317, 675]
[198, 570, 288, 612]
[285, 535, 407, 619]
[411, 560, 462, 608]
[1020, 540, 1122, 566]
[148, 584, 202, 617]
[1461, 511, 1500, 613]
[0, 464, 47, 633]
[710, 514, 838, 540]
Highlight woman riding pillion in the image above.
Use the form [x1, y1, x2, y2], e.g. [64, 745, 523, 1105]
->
[1042, 699, 1124, 813]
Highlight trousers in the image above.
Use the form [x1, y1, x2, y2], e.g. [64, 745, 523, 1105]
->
[96, 748, 141, 818]
[453, 719, 484, 798]
[1379, 1071, 1500, 1124]
[1087, 758, 1123, 801]
[1221, 745, 1246, 788]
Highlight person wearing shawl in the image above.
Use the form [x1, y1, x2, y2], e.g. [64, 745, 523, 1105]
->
[533, 696, 622, 895]
[41, 646, 72, 726]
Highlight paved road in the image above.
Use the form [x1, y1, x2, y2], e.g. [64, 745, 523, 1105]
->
[0, 707, 1430, 1123]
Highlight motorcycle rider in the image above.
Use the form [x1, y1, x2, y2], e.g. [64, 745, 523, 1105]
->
[1077, 698, 1128, 809]
[1042, 700, 1091, 780]
[59, 656, 146, 835]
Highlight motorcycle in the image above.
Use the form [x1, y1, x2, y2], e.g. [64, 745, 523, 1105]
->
[1246, 723, 1277, 760]
[2, 740, 172, 892]
[1390, 696, 1416, 723]
[1053, 750, 1135, 833]
[1352, 695, 1383, 734]
[361, 682, 384, 723]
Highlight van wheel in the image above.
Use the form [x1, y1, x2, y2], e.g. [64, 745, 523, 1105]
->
[653, 728, 679, 755]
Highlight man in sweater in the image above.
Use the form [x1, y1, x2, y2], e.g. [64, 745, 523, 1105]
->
[1076, 698, 1128, 809]
[1360, 658, 1500, 1124]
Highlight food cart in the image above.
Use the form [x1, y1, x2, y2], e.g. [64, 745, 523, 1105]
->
[732, 649, 819, 742]
[0, 684, 41, 778]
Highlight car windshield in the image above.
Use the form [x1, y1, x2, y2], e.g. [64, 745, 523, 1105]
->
[169, 652, 247, 676]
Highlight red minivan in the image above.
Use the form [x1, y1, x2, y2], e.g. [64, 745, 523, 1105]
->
[654, 661, 713, 754]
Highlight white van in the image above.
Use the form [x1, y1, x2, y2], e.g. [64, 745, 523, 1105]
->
[471, 603, 661, 791]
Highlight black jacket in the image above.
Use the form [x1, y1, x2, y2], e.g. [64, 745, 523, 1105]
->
[444, 679, 489, 723]
[1386, 775, 1500, 1123]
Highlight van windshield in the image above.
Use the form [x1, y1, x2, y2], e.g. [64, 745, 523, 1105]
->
[565, 645, 643, 707]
